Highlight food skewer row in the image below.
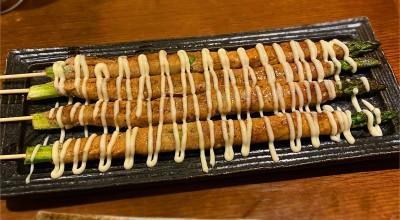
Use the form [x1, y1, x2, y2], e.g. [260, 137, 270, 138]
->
[49, 39, 363, 101]
[1, 109, 395, 181]
[0, 39, 378, 81]
[2, 78, 381, 130]
[0, 57, 379, 101]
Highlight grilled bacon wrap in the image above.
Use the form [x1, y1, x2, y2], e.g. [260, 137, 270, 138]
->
[63, 41, 345, 79]
[55, 110, 344, 163]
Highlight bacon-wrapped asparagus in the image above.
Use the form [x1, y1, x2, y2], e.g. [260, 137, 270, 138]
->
[42, 40, 379, 79]
[26, 57, 380, 101]
[23, 110, 397, 179]
[31, 78, 385, 130]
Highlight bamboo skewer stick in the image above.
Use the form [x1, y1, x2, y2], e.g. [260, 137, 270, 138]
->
[0, 116, 33, 123]
[0, 88, 29, 94]
[0, 72, 46, 80]
[0, 154, 26, 160]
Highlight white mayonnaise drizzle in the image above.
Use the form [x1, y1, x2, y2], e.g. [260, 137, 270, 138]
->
[330, 39, 357, 73]
[174, 51, 189, 163]
[286, 113, 299, 152]
[53, 61, 67, 96]
[361, 109, 383, 137]
[73, 55, 90, 97]
[135, 54, 158, 168]
[324, 80, 337, 100]
[361, 99, 383, 136]
[135, 55, 147, 117]
[361, 99, 381, 124]
[94, 63, 110, 101]
[201, 48, 216, 166]
[179, 50, 207, 172]
[26, 135, 50, 184]
[320, 40, 340, 86]
[294, 83, 304, 112]
[312, 81, 323, 112]
[343, 110, 355, 144]
[350, 77, 382, 137]
[304, 112, 320, 147]
[55, 106, 66, 143]
[294, 111, 303, 151]
[217, 48, 235, 161]
[73, 133, 97, 174]
[70, 102, 82, 124]
[264, 116, 278, 162]
[288, 82, 297, 112]
[117, 56, 128, 101]
[305, 39, 324, 82]
[351, 88, 362, 112]
[272, 43, 294, 82]
[276, 83, 286, 113]
[255, 43, 279, 113]
[217, 49, 232, 112]
[289, 40, 305, 82]
[124, 127, 138, 170]
[360, 76, 370, 92]
[149, 51, 167, 168]
[324, 110, 340, 142]
[236, 48, 256, 157]
[73, 55, 91, 137]
[51, 138, 72, 179]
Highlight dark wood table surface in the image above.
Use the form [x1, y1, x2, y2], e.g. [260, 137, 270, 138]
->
[1, 0, 399, 219]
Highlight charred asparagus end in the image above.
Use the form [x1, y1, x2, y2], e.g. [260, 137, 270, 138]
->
[337, 79, 386, 97]
[339, 57, 381, 71]
[27, 82, 62, 100]
[45, 67, 55, 79]
[24, 145, 53, 165]
[347, 41, 380, 57]
[32, 112, 60, 130]
[351, 110, 398, 129]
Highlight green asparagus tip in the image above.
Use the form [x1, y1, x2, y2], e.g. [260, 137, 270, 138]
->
[351, 110, 398, 129]
[353, 57, 381, 68]
[338, 57, 381, 72]
[340, 78, 386, 97]
[348, 41, 380, 57]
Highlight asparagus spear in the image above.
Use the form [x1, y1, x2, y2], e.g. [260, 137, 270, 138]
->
[339, 57, 381, 71]
[29, 78, 386, 130]
[26, 57, 381, 101]
[347, 41, 381, 58]
[24, 109, 397, 165]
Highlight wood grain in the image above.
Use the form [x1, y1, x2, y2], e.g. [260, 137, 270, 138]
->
[0, 0, 399, 219]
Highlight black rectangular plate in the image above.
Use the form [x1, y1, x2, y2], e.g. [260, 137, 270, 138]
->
[1, 17, 399, 198]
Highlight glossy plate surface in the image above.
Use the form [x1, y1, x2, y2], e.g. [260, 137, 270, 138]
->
[1, 17, 399, 198]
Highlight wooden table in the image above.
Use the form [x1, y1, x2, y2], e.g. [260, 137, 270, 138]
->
[1, 0, 399, 219]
